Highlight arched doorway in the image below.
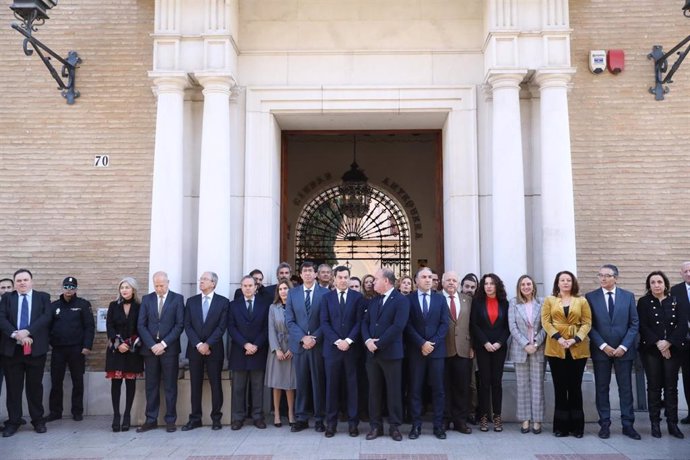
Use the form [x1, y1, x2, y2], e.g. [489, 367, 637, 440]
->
[294, 185, 411, 277]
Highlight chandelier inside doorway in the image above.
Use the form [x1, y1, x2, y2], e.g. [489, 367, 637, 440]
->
[294, 185, 411, 278]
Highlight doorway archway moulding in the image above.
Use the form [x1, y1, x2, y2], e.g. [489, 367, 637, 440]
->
[242, 85, 480, 283]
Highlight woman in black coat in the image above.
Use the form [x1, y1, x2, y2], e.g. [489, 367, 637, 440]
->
[637, 271, 688, 439]
[470, 273, 510, 432]
[105, 277, 143, 432]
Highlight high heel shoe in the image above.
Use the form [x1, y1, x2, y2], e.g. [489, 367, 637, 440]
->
[520, 421, 530, 434]
[112, 415, 121, 432]
[121, 415, 131, 432]
[532, 422, 542, 434]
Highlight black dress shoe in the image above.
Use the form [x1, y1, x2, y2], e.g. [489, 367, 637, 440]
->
[212, 421, 222, 431]
[314, 421, 325, 432]
[455, 422, 472, 434]
[254, 419, 267, 429]
[390, 428, 403, 441]
[573, 431, 584, 438]
[72, 414, 83, 421]
[46, 413, 62, 422]
[433, 428, 447, 439]
[34, 423, 47, 434]
[651, 422, 661, 438]
[680, 415, 690, 424]
[166, 423, 177, 433]
[668, 422, 685, 439]
[349, 426, 359, 437]
[325, 427, 335, 438]
[121, 415, 131, 432]
[3, 424, 19, 438]
[365, 427, 383, 440]
[554, 430, 568, 437]
[408, 425, 421, 439]
[622, 426, 641, 440]
[466, 415, 477, 425]
[291, 421, 308, 432]
[136, 421, 158, 433]
[230, 421, 243, 431]
[181, 420, 202, 431]
[598, 425, 610, 439]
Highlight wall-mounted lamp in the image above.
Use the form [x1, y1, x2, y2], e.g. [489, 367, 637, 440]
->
[648, 1, 690, 100]
[10, 1, 81, 104]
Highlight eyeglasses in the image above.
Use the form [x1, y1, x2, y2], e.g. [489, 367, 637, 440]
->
[63, 285, 77, 290]
[597, 274, 615, 279]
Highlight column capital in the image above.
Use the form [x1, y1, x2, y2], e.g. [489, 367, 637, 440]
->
[484, 69, 528, 91]
[533, 68, 576, 89]
[194, 72, 237, 96]
[148, 71, 190, 95]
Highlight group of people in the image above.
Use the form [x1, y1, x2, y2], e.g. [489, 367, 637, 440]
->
[0, 261, 689, 443]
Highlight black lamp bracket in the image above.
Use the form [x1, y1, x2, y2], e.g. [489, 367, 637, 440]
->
[648, 6, 690, 100]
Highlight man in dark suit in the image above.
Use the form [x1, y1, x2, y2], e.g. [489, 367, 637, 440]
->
[585, 264, 640, 440]
[136, 271, 185, 433]
[285, 261, 328, 432]
[405, 267, 449, 440]
[320, 266, 364, 437]
[0, 269, 52, 437]
[672, 261, 690, 424]
[362, 268, 410, 441]
[264, 262, 292, 302]
[181, 271, 228, 431]
[227, 275, 270, 430]
[0, 277, 13, 429]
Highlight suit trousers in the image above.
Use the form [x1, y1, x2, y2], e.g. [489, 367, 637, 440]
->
[680, 348, 690, 411]
[444, 355, 472, 424]
[641, 349, 682, 423]
[593, 357, 634, 427]
[294, 347, 325, 423]
[188, 357, 223, 423]
[231, 369, 265, 423]
[4, 345, 46, 426]
[514, 354, 545, 423]
[475, 346, 507, 417]
[49, 345, 86, 417]
[324, 353, 359, 427]
[548, 353, 587, 434]
[409, 354, 445, 429]
[143, 352, 179, 424]
[367, 355, 402, 429]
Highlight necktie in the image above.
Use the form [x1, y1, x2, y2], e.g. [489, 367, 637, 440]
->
[247, 299, 253, 317]
[422, 293, 429, 317]
[607, 291, 615, 320]
[158, 296, 164, 318]
[305, 289, 312, 315]
[449, 295, 458, 320]
[19, 294, 29, 329]
[339, 291, 346, 307]
[202, 296, 210, 322]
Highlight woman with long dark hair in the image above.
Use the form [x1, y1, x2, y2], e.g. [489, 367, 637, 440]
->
[470, 273, 510, 432]
[541, 271, 591, 438]
[637, 271, 687, 438]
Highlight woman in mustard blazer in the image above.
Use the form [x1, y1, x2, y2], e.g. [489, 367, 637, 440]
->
[541, 270, 591, 438]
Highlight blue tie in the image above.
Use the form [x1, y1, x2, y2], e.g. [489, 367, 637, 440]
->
[19, 294, 29, 329]
[422, 293, 429, 318]
[607, 292, 614, 320]
[305, 289, 312, 316]
[202, 296, 210, 322]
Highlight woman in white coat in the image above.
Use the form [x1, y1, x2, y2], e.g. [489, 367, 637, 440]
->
[508, 275, 546, 434]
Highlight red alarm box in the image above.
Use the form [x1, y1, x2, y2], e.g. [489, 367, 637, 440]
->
[607, 50, 624, 74]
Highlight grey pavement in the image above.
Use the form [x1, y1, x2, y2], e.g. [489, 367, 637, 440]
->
[1, 413, 689, 460]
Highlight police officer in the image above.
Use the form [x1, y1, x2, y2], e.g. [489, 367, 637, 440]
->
[47, 277, 95, 421]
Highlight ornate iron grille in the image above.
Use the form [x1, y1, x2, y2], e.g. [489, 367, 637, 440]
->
[295, 185, 411, 277]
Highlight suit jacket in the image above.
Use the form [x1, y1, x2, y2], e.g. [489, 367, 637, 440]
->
[319, 288, 364, 359]
[0, 290, 52, 357]
[443, 291, 473, 359]
[184, 292, 229, 361]
[227, 296, 270, 370]
[637, 293, 688, 352]
[361, 289, 410, 360]
[470, 297, 510, 347]
[138, 290, 185, 356]
[541, 295, 592, 359]
[285, 283, 328, 354]
[585, 287, 639, 361]
[507, 297, 546, 363]
[405, 291, 448, 358]
[670, 282, 690, 334]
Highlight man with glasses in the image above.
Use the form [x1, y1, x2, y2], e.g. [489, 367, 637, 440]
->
[47, 277, 95, 422]
[585, 264, 640, 440]
[671, 261, 690, 424]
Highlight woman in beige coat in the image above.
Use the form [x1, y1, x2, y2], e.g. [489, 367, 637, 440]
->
[541, 270, 591, 438]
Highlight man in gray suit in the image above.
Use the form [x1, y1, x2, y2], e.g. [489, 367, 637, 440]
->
[585, 264, 640, 440]
[285, 261, 328, 432]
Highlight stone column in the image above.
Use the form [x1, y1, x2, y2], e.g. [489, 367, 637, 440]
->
[195, 73, 234, 297]
[487, 70, 528, 291]
[148, 72, 189, 292]
[534, 69, 577, 284]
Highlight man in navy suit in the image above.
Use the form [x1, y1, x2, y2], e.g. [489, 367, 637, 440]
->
[672, 261, 690, 424]
[362, 268, 410, 442]
[405, 267, 449, 439]
[0, 269, 52, 437]
[320, 266, 364, 437]
[227, 276, 270, 430]
[136, 271, 185, 433]
[181, 271, 228, 431]
[585, 264, 640, 440]
[285, 261, 328, 432]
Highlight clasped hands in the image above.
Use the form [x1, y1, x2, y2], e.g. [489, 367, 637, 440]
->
[602, 344, 626, 358]
[14, 329, 32, 346]
[275, 349, 293, 361]
[301, 335, 317, 350]
[421, 341, 435, 356]
[151, 343, 166, 356]
[656, 339, 672, 359]
[335, 339, 350, 351]
[484, 342, 502, 352]
[244, 343, 259, 355]
[557, 337, 576, 349]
